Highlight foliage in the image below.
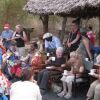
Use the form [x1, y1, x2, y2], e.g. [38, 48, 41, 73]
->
[0, 0, 28, 31]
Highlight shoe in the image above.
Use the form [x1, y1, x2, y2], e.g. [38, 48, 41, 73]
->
[86, 98, 92, 100]
[57, 91, 66, 97]
[64, 93, 72, 99]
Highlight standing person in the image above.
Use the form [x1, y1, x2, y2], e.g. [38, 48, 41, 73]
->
[1, 23, 13, 50]
[77, 28, 93, 61]
[12, 25, 27, 57]
[66, 20, 81, 52]
[87, 26, 96, 46]
[43, 32, 62, 53]
[10, 68, 42, 100]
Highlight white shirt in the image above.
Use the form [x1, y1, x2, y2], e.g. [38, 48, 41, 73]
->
[10, 81, 42, 100]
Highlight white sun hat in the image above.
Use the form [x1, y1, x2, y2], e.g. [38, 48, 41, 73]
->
[43, 32, 53, 39]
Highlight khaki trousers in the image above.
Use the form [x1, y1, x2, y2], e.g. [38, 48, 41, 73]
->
[87, 80, 100, 100]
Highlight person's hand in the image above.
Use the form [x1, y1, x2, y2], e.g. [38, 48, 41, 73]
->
[45, 59, 50, 64]
[56, 67, 63, 71]
[67, 43, 71, 48]
[61, 64, 66, 68]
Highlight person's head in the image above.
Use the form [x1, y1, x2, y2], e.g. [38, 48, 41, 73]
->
[30, 42, 38, 52]
[43, 32, 53, 42]
[68, 51, 79, 64]
[56, 47, 63, 58]
[21, 68, 34, 81]
[71, 20, 79, 32]
[87, 25, 92, 31]
[4, 23, 10, 31]
[15, 24, 23, 33]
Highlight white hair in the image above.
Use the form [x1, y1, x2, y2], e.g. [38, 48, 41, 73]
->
[56, 47, 63, 53]
[15, 24, 23, 30]
[70, 51, 78, 58]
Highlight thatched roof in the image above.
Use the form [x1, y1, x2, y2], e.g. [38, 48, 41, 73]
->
[23, 0, 100, 18]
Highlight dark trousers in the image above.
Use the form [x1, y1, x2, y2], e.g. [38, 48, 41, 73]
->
[37, 69, 49, 90]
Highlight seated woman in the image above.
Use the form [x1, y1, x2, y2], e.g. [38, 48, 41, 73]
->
[57, 51, 84, 99]
[86, 55, 100, 100]
[37, 47, 66, 94]
[10, 68, 42, 100]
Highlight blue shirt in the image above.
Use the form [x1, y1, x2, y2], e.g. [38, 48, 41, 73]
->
[45, 36, 62, 49]
[1, 30, 13, 39]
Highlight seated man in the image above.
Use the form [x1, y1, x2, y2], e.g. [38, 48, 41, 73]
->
[37, 47, 66, 94]
[58, 51, 84, 99]
[43, 32, 63, 54]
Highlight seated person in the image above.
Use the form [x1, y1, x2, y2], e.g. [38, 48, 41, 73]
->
[43, 32, 63, 54]
[86, 56, 100, 100]
[37, 47, 66, 94]
[57, 51, 84, 99]
[2, 42, 20, 78]
[0, 70, 11, 100]
[10, 68, 42, 100]
[21, 43, 38, 67]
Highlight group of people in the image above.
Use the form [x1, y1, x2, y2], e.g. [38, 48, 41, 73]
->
[0, 24, 43, 100]
[39, 20, 100, 100]
[0, 20, 99, 100]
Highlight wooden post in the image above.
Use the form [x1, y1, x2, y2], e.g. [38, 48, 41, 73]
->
[99, 17, 100, 45]
[60, 16, 67, 42]
[40, 15, 49, 34]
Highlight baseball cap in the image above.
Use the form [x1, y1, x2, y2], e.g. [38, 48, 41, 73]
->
[43, 32, 52, 39]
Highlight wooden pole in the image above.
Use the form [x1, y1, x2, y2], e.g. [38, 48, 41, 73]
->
[99, 17, 100, 45]
[60, 16, 67, 42]
[40, 15, 49, 34]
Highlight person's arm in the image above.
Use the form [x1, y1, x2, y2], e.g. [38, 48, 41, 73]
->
[21, 54, 30, 62]
[79, 66, 84, 73]
[37, 86, 42, 100]
[21, 31, 27, 42]
[83, 38, 92, 60]
[45, 57, 51, 65]
[12, 32, 16, 40]
[61, 57, 67, 68]
[45, 40, 49, 52]
[70, 33, 80, 45]
[1, 31, 4, 39]
[55, 37, 62, 48]
[91, 73, 100, 79]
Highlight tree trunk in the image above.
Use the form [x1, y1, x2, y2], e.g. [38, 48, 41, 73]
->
[60, 17, 67, 42]
[40, 15, 49, 34]
[99, 17, 100, 45]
